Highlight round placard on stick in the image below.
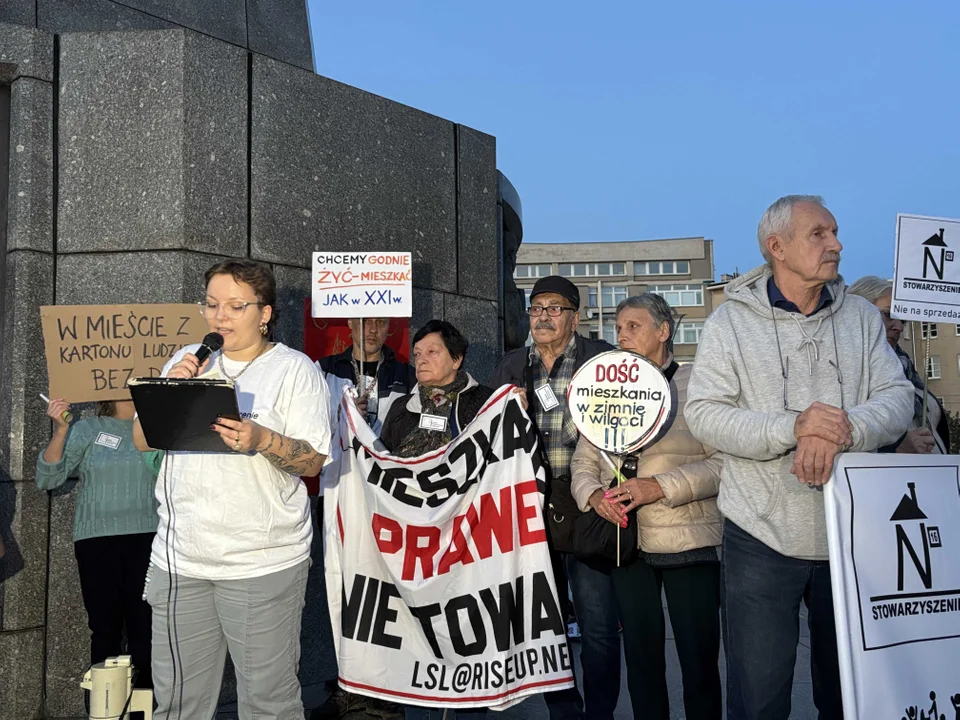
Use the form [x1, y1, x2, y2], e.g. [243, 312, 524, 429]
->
[567, 350, 673, 455]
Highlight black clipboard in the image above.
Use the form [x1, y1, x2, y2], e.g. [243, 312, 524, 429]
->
[129, 377, 241, 452]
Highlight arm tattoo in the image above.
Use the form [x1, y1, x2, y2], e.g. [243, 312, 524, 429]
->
[258, 430, 322, 475]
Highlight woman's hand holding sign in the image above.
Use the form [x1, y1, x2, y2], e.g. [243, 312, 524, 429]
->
[588, 488, 627, 528]
[45, 398, 72, 429]
[605, 478, 665, 514]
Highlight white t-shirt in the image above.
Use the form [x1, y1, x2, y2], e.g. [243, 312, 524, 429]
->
[151, 343, 332, 580]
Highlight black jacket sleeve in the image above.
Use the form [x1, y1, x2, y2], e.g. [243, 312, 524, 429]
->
[379, 396, 412, 454]
[489, 348, 524, 389]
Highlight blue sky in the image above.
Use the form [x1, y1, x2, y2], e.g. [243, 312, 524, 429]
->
[307, 1, 959, 281]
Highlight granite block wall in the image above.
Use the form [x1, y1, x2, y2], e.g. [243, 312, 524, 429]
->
[0, 9, 502, 717]
[9, 0, 314, 72]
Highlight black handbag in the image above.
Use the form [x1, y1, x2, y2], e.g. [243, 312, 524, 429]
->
[571, 456, 640, 571]
[545, 476, 581, 554]
[523, 362, 584, 554]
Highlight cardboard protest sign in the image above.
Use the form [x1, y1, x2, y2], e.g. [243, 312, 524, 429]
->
[892, 214, 960, 321]
[40, 304, 208, 402]
[826, 454, 960, 719]
[567, 350, 672, 455]
[312, 252, 413, 318]
[325, 389, 576, 709]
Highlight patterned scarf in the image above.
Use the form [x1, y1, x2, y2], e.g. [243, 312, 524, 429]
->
[894, 344, 925, 425]
[394, 371, 470, 458]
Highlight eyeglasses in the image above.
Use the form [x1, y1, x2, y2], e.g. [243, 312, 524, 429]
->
[528, 305, 576, 317]
[198, 301, 263, 319]
[773, 310, 844, 414]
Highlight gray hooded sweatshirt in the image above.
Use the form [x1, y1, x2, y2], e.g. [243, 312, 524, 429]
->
[686, 265, 914, 560]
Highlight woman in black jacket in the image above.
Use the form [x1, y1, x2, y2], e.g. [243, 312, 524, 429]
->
[381, 319, 494, 455]
[380, 319, 492, 720]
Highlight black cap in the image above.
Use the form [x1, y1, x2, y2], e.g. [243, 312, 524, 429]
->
[530, 276, 580, 309]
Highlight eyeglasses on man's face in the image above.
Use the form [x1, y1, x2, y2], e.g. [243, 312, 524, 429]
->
[527, 305, 576, 318]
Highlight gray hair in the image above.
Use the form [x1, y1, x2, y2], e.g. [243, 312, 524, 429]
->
[757, 194, 826, 265]
[847, 275, 892, 304]
[615, 293, 675, 352]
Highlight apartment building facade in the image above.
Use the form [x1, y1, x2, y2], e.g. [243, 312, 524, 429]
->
[514, 237, 715, 363]
[902, 322, 960, 416]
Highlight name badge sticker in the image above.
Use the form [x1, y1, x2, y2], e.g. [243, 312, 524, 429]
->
[535, 384, 561, 411]
[94, 432, 122, 450]
[419, 414, 448, 432]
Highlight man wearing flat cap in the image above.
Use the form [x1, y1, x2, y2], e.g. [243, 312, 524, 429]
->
[491, 276, 617, 720]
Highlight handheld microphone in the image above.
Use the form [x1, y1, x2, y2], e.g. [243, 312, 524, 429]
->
[194, 332, 224, 367]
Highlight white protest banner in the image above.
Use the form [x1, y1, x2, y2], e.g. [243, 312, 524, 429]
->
[312, 252, 413, 318]
[892, 214, 960, 322]
[825, 453, 960, 719]
[567, 350, 672, 454]
[324, 389, 576, 709]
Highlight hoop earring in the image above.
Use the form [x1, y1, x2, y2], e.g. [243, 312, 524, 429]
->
[259, 323, 268, 336]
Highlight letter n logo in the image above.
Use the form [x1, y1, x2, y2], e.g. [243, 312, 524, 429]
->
[922, 229, 948, 280]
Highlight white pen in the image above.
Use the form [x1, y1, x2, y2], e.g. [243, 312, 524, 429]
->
[39, 393, 73, 423]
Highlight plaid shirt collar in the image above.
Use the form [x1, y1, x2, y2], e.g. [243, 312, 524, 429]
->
[529, 334, 580, 479]
[529, 334, 578, 368]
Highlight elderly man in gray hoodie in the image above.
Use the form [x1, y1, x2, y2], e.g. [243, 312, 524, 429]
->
[686, 195, 914, 720]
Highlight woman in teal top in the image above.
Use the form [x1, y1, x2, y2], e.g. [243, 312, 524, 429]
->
[36, 398, 159, 690]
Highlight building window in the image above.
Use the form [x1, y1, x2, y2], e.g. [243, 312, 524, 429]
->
[676, 321, 704, 345]
[523, 288, 532, 307]
[587, 285, 628, 308]
[955, 325, 960, 336]
[927, 355, 941, 380]
[558, 262, 625, 277]
[514, 264, 551, 279]
[599, 324, 617, 344]
[635, 260, 690, 276]
[921, 322, 938, 339]
[649, 284, 704, 307]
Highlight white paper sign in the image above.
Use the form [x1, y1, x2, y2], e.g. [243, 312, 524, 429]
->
[825, 454, 960, 719]
[567, 350, 672, 455]
[312, 252, 413, 319]
[892, 214, 960, 322]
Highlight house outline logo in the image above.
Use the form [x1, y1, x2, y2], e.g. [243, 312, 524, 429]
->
[890, 482, 943, 592]
[851, 471, 960, 652]
[921, 229, 954, 281]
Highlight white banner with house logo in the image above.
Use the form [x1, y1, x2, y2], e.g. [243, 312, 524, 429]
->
[892, 213, 960, 322]
[825, 454, 960, 720]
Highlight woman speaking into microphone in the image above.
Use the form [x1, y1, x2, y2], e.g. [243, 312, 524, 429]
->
[133, 259, 331, 720]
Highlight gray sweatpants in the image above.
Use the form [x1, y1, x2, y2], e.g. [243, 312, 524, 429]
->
[145, 559, 310, 720]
